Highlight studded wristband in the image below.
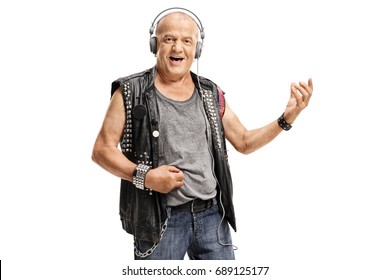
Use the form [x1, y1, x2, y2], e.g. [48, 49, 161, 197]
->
[278, 113, 292, 131]
[132, 164, 152, 190]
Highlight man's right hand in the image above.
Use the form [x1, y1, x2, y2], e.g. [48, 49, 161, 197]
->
[144, 165, 184, 193]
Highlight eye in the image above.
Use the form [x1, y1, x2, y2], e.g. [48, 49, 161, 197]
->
[164, 37, 174, 43]
[184, 39, 192, 46]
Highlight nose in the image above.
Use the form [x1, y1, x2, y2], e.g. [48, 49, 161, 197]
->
[172, 41, 184, 53]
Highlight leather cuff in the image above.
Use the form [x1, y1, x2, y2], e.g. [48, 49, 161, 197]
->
[278, 113, 292, 131]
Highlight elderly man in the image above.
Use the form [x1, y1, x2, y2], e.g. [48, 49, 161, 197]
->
[92, 8, 313, 260]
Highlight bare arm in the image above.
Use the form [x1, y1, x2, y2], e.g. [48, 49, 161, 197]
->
[222, 102, 282, 155]
[223, 79, 313, 155]
[91, 88, 184, 193]
[92, 88, 134, 179]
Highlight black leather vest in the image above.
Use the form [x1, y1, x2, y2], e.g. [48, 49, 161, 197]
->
[111, 67, 236, 243]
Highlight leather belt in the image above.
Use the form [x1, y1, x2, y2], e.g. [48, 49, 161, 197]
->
[171, 198, 216, 213]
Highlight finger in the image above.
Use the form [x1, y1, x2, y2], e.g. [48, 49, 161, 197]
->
[297, 82, 312, 104]
[175, 178, 184, 187]
[290, 86, 304, 109]
[168, 165, 181, 173]
[291, 83, 303, 102]
[298, 81, 313, 96]
[308, 78, 313, 91]
[294, 83, 311, 104]
[175, 171, 185, 181]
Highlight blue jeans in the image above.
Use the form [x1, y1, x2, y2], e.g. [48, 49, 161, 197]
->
[134, 202, 235, 260]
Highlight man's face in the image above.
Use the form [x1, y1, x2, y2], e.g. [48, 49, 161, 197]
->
[155, 13, 199, 80]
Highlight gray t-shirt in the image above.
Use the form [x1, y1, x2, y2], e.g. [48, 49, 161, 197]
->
[155, 87, 217, 206]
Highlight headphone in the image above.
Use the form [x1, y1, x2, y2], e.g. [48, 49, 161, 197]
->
[149, 7, 205, 59]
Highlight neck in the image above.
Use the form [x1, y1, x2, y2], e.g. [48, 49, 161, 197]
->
[156, 66, 192, 83]
[155, 70, 195, 101]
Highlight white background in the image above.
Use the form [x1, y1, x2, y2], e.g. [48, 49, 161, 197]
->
[1, 0, 389, 279]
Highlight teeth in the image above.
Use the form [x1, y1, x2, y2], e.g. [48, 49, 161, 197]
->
[170, 56, 183, 61]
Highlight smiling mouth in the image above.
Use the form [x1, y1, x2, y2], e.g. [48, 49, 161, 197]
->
[170, 56, 184, 62]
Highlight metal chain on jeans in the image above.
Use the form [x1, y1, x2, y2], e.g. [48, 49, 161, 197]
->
[134, 219, 168, 258]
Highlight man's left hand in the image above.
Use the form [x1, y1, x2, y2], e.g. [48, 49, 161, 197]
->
[284, 78, 313, 124]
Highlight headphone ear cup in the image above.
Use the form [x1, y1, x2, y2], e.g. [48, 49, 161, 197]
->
[195, 41, 202, 59]
[149, 37, 157, 54]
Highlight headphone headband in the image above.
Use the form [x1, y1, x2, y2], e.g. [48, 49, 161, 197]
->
[149, 7, 205, 39]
